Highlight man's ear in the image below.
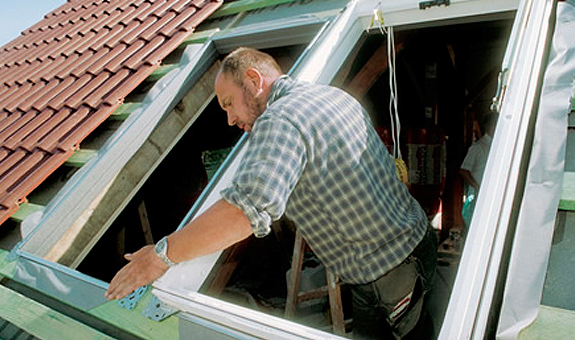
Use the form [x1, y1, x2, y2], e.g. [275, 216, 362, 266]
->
[245, 68, 263, 93]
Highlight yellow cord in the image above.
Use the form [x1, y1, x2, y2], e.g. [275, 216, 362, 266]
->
[395, 158, 409, 185]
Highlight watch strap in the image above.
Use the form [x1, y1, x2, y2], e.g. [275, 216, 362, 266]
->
[155, 236, 176, 267]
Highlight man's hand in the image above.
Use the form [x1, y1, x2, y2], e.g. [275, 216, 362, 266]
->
[104, 199, 253, 300]
[105, 245, 169, 300]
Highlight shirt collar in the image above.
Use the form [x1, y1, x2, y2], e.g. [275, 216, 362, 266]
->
[267, 75, 293, 107]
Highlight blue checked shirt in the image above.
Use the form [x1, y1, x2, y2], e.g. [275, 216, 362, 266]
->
[221, 76, 427, 284]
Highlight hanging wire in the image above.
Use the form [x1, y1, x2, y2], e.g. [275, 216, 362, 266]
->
[371, 6, 401, 159]
[370, 7, 408, 185]
[387, 26, 401, 159]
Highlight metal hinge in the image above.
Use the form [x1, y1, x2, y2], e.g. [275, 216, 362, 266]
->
[491, 69, 510, 113]
[419, 0, 450, 10]
[143, 295, 178, 321]
[118, 285, 149, 310]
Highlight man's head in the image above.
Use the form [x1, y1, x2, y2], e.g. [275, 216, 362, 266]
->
[479, 112, 498, 137]
[214, 47, 283, 132]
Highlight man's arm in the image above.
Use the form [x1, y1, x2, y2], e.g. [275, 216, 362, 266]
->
[105, 198, 253, 300]
[459, 168, 480, 192]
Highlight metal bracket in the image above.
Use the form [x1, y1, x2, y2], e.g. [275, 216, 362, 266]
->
[491, 69, 510, 113]
[143, 295, 178, 321]
[118, 285, 149, 310]
[419, 0, 450, 10]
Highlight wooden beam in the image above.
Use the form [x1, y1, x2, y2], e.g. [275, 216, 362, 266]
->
[137, 200, 155, 245]
[464, 67, 499, 109]
[346, 36, 406, 100]
[201, 237, 250, 296]
[331, 35, 367, 88]
[285, 230, 305, 318]
[116, 227, 125, 269]
[326, 271, 345, 336]
[0, 283, 114, 340]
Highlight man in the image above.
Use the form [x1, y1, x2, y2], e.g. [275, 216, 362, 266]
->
[106, 47, 437, 339]
[460, 113, 497, 228]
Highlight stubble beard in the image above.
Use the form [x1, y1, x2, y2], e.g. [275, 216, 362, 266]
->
[242, 84, 266, 130]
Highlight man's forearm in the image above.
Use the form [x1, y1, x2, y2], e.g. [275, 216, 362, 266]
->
[105, 198, 253, 300]
[166, 198, 253, 264]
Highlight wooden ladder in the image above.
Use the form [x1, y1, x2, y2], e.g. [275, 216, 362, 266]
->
[284, 230, 346, 336]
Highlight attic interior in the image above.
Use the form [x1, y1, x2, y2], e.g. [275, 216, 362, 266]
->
[0, 11, 514, 337]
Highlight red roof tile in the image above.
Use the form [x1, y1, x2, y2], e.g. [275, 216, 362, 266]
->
[0, 0, 222, 225]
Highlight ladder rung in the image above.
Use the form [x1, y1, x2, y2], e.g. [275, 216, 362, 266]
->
[297, 286, 328, 302]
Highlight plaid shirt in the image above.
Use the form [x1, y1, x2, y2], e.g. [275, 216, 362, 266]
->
[221, 76, 427, 284]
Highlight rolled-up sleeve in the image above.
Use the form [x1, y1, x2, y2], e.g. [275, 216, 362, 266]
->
[221, 114, 307, 238]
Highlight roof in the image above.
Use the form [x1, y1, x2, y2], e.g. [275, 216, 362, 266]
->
[0, 0, 222, 226]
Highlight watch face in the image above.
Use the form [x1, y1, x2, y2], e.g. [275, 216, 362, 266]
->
[156, 239, 166, 253]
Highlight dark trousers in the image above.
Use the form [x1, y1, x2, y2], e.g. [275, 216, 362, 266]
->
[351, 226, 438, 340]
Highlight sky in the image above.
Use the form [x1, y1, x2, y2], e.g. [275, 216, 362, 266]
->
[0, 0, 67, 47]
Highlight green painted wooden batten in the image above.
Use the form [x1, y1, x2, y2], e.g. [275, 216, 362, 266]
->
[65, 149, 98, 168]
[108, 102, 142, 121]
[9, 202, 44, 223]
[0, 249, 179, 340]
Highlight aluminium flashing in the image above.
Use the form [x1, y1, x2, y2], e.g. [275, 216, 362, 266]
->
[0, 249, 180, 340]
[18, 42, 219, 258]
[438, 0, 557, 339]
[154, 290, 347, 340]
[212, 14, 338, 53]
[200, 0, 347, 29]
[6, 250, 108, 311]
[203, 0, 347, 53]
[223, 0, 347, 28]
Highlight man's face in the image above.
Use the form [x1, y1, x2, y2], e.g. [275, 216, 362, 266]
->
[215, 71, 265, 132]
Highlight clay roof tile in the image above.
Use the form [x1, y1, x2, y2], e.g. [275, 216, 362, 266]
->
[0, 0, 223, 225]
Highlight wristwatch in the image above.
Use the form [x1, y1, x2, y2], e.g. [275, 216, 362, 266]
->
[154, 236, 176, 267]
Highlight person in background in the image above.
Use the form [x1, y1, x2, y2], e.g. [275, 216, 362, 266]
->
[105, 47, 437, 340]
[460, 112, 498, 228]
